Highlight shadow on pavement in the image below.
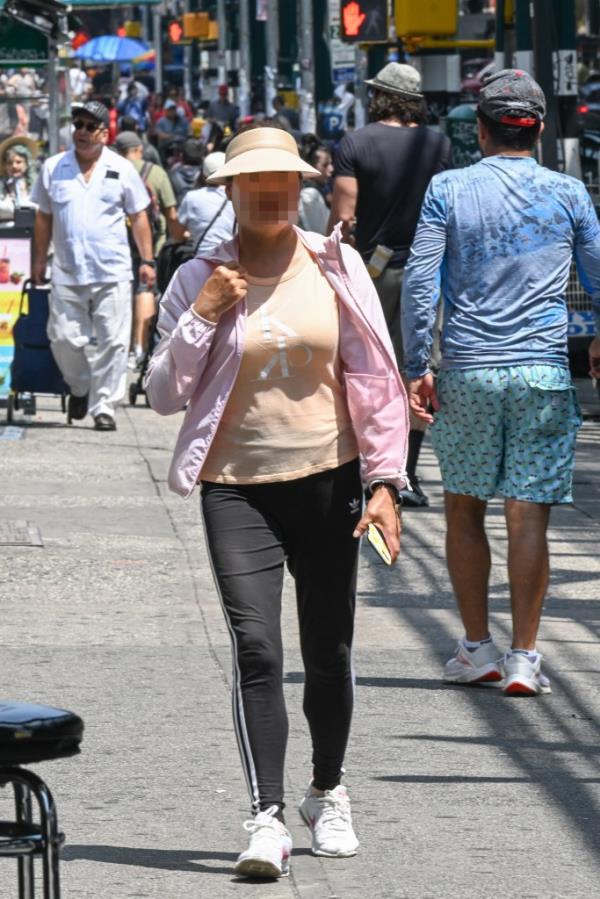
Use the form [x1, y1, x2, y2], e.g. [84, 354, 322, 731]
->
[62, 844, 236, 876]
[284, 672, 446, 690]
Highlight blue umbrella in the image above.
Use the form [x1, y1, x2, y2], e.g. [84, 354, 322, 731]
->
[73, 36, 150, 63]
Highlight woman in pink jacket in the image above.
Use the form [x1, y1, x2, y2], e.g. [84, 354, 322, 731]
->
[145, 125, 409, 879]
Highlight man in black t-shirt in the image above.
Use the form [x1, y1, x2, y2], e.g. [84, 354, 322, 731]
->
[329, 62, 451, 507]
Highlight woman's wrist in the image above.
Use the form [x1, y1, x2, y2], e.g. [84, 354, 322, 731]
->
[193, 294, 220, 323]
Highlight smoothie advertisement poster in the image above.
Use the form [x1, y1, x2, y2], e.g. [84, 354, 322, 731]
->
[0, 237, 30, 398]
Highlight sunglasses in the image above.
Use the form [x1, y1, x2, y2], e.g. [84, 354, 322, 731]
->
[72, 119, 103, 133]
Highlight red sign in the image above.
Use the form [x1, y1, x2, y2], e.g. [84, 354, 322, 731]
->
[168, 20, 184, 43]
[342, 1, 366, 37]
[340, 0, 388, 42]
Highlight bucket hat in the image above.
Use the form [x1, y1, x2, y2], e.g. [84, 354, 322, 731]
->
[364, 63, 424, 99]
[0, 136, 38, 176]
[478, 69, 546, 125]
[206, 127, 320, 184]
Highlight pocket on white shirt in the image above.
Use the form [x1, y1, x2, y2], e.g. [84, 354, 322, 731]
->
[50, 181, 75, 204]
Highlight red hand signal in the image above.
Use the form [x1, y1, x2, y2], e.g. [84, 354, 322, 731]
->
[168, 20, 183, 42]
[343, 1, 366, 37]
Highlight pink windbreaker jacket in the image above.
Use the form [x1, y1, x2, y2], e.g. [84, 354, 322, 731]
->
[145, 224, 409, 498]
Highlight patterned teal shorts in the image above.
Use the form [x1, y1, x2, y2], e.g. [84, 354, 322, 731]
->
[431, 365, 582, 504]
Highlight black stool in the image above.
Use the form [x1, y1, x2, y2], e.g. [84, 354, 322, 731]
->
[0, 702, 84, 899]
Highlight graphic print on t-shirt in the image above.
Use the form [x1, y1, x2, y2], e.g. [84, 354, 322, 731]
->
[254, 303, 314, 381]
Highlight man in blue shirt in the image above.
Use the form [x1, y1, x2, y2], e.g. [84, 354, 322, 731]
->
[155, 100, 189, 157]
[402, 70, 600, 696]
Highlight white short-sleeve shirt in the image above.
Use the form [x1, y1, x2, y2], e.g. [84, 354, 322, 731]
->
[31, 146, 149, 286]
[177, 186, 236, 254]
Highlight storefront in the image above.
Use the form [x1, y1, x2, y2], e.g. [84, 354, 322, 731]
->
[0, 0, 68, 399]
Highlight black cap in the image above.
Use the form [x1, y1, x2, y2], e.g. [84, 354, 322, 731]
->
[478, 69, 546, 126]
[71, 100, 110, 128]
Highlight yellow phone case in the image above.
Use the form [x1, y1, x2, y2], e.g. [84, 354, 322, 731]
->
[367, 523, 392, 566]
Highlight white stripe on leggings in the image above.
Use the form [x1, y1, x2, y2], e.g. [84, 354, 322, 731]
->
[200, 506, 261, 813]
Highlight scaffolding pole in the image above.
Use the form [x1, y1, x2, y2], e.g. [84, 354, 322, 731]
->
[238, 0, 251, 117]
[299, 0, 315, 132]
[264, 0, 279, 116]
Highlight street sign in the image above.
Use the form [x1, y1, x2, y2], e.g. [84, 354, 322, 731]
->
[329, 1, 356, 83]
[340, 0, 388, 43]
[332, 65, 355, 84]
[568, 311, 595, 337]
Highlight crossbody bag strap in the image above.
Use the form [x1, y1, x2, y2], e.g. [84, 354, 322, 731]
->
[140, 161, 153, 184]
[193, 196, 229, 254]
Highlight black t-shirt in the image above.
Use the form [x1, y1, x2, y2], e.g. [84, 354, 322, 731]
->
[335, 122, 452, 266]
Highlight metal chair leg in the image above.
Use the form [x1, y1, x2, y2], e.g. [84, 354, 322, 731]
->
[13, 781, 34, 899]
[6, 769, 63, 899]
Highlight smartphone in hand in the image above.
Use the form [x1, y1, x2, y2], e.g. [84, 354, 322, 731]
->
[367, 523, 392, 566]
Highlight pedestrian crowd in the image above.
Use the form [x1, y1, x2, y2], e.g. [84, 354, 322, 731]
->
[19, 61, 600, 880]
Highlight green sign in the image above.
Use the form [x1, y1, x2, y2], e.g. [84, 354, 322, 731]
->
[445, 103, 481, 168]
[0, 16, 48, 66]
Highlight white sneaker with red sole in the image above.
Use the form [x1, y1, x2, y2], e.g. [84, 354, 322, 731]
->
[503, 651, 551, 696]
[443, 639, 503, 685]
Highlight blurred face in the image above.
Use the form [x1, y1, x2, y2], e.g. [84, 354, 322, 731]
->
[229, 171, 300, 230]
[72, 114, 108, 158]
[313, 149, 332, 184]
[6, 151, 27, 178]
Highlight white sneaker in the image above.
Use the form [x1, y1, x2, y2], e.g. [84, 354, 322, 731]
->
[234, 806, 292, 879]
[503, 651, 551, 696]
[299, 783, 359, 857]
[443, 639, 503, 685]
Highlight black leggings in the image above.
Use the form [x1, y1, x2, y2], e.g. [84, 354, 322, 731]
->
[201, 458, 362, 815]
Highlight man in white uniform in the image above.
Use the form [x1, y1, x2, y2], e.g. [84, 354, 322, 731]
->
[31, 100, 155, 431]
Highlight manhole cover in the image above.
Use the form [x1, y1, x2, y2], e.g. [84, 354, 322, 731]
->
[0, 521, 43, 547]
[0, 427, 25, 441]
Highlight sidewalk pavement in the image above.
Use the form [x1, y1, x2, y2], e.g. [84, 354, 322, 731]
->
[0, 383, 599, 899]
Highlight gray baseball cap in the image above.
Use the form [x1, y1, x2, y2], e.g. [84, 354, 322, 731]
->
[114, 131, 143, 153]
[478, 69, 546, 125]
[365, 63, 423, 99]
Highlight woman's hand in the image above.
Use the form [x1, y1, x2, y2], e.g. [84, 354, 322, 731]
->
[353, 485, 401, 564]
[193, 263, 247, 323]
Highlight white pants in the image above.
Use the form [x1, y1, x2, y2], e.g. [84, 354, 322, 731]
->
[48, 281, 132, 418]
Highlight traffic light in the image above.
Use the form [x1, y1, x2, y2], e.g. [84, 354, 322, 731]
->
[183, 12, 209, 39]
[340, 0, 388, 43]
[395, 0, 458, 37]
[123, 20, 142, 38]
[167, 18, 184, 43]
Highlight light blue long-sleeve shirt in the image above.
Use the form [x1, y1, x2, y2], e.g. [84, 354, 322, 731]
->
[401, 155, 600, 379]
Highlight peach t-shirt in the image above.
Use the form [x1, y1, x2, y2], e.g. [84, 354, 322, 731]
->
[201, 249, 358, 484]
